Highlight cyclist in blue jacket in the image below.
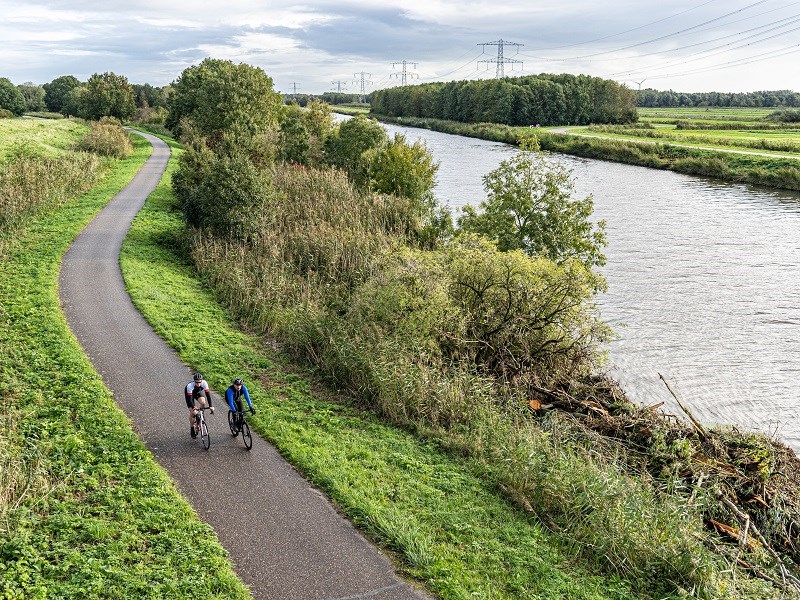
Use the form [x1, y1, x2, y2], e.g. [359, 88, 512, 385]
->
[226, 378, 255, 418]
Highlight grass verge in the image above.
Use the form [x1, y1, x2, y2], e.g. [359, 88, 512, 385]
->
[0, 132, 247, 599]
[119, 139, 648, 598]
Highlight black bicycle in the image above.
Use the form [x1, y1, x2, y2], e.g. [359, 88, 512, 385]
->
[227, 409, 253, 450]
[193, 406, 211, 450]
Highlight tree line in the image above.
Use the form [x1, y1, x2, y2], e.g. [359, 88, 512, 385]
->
[369, 74, 637, 126]
[636, 88, 800, 108]
[0, 73, 169, 119]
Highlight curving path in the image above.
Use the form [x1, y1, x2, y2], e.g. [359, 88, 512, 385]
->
[58, 131, 428, 600]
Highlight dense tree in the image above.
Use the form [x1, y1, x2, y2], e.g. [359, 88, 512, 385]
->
[364, 134, 438, 204]
[277, 103, 310, 164]
[323, 114, 387, 181]
[61, 85, 88, 118]
[0, 78, 26, 116]
[17, 83, 46, 112]
[132, 83, 169, 108]
[458, 142, 606, 272]
[636, 88, 800, 108]
[166, 57, 282, 142]
[83, 72, 136, 120]
[370, 74, 636, 126]
[43, 75, 82, 113]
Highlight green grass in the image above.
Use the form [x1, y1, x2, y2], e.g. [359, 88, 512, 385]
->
[637, 106, 777, 122]
[120, 135, 648, 599]
[332, 104, 371, 116]
[0, 131, 248, 599]
[567, 124, 800, 157]
[0, 118, 90, 161]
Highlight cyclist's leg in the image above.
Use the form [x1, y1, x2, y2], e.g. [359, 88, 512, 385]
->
[186, 395, 197, 437]
[235, 398, 244, 427]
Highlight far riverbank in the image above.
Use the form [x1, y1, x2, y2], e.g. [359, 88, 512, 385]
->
[363, 113, 800, 192]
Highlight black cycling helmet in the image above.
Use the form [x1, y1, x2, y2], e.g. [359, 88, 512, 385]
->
[193, 372, 203, 382]
[233, 378, 243, 386]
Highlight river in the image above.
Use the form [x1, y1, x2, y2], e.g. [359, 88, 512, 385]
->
[336, 114, 800, 454]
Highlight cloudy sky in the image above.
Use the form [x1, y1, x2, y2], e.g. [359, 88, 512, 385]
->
[2, 0, 799, 94]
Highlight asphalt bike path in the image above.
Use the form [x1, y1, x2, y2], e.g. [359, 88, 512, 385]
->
[58, 131, 429, 600]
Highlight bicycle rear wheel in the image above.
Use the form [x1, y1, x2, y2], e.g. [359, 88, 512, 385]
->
[241, 420, 252, 450]
[227, 410, 238, 436]
[200, 419, 210, 450]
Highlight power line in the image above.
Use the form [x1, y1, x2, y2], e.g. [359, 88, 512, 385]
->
[640, 41, 800, 80]
[519, 0, 770, 61]
[608, 13, 800, 78]
[330, 80, 348, 93]
[478, 39, 524, 78]
[528, 0, 722, 52]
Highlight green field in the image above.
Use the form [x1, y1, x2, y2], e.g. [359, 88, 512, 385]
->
[0, 118, 90, 161]
[553, 107, 800, 158]
[637, 106, 777, 123]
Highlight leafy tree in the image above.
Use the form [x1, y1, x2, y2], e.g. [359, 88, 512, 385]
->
[458, 141, 606, 272]
[17, 83, 46, 112]
[166, 58, 282, 143]
[364, 133, 438, 202]
[83, 72, 136, 120]
[43, 75, 81, 113]
[277, 103, 310, 164]
[132, 83, 169, 108]
[0, 78, 26, 116]
[61, 85, 88, 118]
[323, 114, 387, 181]
[277, 100, 335, 165]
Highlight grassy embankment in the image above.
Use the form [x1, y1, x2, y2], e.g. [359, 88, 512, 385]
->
[328, 103, 371, 116]
[120, 133, 644, 599]
[125, 122, 800, 597]
[0, 119, 247, 598]
[366, 108, 800, 191]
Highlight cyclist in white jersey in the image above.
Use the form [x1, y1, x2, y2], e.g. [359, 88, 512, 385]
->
[184, 372, 215, 438]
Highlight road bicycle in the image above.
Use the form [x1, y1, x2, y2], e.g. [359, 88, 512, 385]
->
[227, 408, 253, 450]
[193, 406, 211, 450]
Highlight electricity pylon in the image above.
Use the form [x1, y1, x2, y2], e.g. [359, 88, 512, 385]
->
[331, 80, 348, 93]
[390, 61, 418, 86]
[353, 71, 372, 100]
[478, 39, 523, 78]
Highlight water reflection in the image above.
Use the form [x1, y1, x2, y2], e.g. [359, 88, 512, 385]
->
[337, 115, 800, 453]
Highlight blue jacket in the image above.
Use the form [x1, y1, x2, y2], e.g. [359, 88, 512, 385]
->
[226, 384, 253, 412]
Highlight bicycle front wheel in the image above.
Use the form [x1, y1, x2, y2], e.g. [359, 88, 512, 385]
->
[200, 419, 210, 450]
[227, 410, 238, 436]
[241, 420, 252, 450]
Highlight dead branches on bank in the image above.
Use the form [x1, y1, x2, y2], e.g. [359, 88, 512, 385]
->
[524, 374, 800, 592]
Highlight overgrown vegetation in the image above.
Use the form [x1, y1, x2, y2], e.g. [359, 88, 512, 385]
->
[0, 125, 247, 598]
[166, 58, 800, 598]
[121, 143, 644, 598]
[76, 117, 134, 158]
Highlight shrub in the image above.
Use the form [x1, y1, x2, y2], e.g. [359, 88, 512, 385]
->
[76, 117, 133, 158]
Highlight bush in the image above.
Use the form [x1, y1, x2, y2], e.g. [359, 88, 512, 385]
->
[76, 117, 133, 158]
[0, 109, 13, 119]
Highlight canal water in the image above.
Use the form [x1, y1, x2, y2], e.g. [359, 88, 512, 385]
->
[338, 115, 800, 453]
